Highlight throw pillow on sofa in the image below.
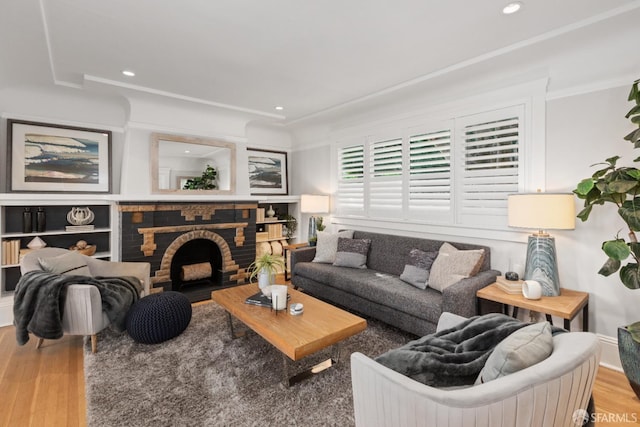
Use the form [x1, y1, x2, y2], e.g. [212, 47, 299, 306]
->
[333, 237, 371, 269]
[475, 321, 553, 384]
[39, 251, 91, 276]
[400, 248, 438, 289]
[428, 242, 485, 292]
[312, 230, 355, 263]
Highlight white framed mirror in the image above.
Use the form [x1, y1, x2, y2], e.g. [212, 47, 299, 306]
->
[151, 133, 236, 195]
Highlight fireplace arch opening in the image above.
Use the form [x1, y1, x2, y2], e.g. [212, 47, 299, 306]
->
[170, 238, 223, 301]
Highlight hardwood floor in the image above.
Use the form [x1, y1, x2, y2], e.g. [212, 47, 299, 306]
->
[1, 321, 639, 427]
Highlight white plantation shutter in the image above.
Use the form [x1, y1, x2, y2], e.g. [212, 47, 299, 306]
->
[368, 137, 403, 218]
[336, 144, 365, 215]
[456, 106, 523, 226]
[407, 128, 452, 222]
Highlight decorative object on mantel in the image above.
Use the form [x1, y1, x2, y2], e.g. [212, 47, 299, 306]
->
[300, 194, 330, 246]
[66, 207, 95, 231]
[7, 119, 112, 193]
[69, 239, 97, 256]
[574, 78, 640, 398]
[266, 205, 275, 218]
[247, 148, 288, 195]
[27, 236, 47, 250]
[507, 192, 575, 297]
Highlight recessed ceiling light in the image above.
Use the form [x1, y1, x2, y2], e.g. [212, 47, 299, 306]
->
[122, 70, 135, 77]
[275, 106, 284, 111]
[502, 2, 522, 14]
[184, 150, 191, 154]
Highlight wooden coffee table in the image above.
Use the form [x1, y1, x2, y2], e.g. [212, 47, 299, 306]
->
[211, 284, 367, 386]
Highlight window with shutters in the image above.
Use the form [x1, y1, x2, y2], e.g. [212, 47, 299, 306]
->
[335, 103, 529, 230]
[369, 137, 403, 218]
[455, 106, 522, 227]
[407, 128, 452, 222]
[336, 144, 365, 215]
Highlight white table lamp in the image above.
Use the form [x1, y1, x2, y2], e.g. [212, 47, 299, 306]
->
[300, 194, 329, 245]
[508, 193, 575, 296]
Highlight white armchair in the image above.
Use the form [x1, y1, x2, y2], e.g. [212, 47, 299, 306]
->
[351, 313, 601, 427]
[20, 247, 151, 353]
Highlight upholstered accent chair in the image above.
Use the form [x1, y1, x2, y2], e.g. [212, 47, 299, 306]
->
[20, 247, 151, 353]
[351, 313, 601, 427]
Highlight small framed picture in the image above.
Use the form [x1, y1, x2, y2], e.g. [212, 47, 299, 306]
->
[247, 148, 288, 195]
[7, 119, 112, 193]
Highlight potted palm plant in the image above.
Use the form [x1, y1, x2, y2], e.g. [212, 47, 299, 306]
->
[574, 78, 640, 398]
[248, 253, 285, 293]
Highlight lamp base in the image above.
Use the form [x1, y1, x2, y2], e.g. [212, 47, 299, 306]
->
[308, 216, 317, 246]
[524, 235, 561, 297]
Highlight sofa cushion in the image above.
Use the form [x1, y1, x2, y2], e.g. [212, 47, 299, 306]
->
[475, 321, 553, 384]
[295, 263, 443, 324]
[39, 251, 91, 276]
[313, 230, 355, 263]
[333, 238, 371, 269]
[429, 243, 485, 292]
[400, 249, 438, 289]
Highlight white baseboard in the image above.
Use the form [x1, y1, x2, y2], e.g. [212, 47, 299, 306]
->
[598, 333, 623, 372]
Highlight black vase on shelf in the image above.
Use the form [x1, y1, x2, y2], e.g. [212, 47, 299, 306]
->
[22, 208, 32, 233]
[36, 207, 46, 232]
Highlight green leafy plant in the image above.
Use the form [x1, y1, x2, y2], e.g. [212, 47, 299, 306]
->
[283, 214, 297, 239]
[308, 216, 326, 245]
[182, 165, 217, 190]
[247, 253, 285, 282]
[574, 78, 640, 341]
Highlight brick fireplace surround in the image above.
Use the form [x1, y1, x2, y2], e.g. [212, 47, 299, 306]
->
[118, 202, 257, 302]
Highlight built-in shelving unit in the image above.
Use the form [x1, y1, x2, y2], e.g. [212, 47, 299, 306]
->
[255, 196, 301, 274]
[0, 195, 116, 325]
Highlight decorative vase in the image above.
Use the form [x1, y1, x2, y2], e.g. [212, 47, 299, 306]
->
[266, 205, 275, 218]
[257, 269, 274, 294]
[36, 207, 46, 232]
[618, 326, 640, 399]
[22, 208, 32, 233]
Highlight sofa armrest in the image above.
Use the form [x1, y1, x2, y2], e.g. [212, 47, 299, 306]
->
[291, 247, 316, 273]
[441, 269, 500, 318]
[62, 284, 108, 335]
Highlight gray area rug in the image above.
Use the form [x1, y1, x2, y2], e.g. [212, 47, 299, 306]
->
[83, 302, 413, 426]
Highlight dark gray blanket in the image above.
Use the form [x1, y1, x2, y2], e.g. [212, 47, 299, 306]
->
[375, 313, 560, 387]
[13, 271, 142, 345]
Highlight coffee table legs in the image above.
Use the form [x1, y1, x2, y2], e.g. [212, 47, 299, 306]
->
[225, 312, 246, 339]
[281, 343, 343, 388]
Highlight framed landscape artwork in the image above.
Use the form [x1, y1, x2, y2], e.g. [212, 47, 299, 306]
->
[7, 119, 112, 193]
[247, 148, 288, 195]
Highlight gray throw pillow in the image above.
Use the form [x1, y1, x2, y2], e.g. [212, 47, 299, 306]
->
[400, 248, 438, 289]
[333, 238, 371, 269]
[475, 322, 553, 385]
[312, 230, 354, 263]
[39, 251, 91, 276]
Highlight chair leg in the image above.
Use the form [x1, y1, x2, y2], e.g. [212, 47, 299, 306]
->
[35, 337, 44, 349]
[91, 334, 98, 353]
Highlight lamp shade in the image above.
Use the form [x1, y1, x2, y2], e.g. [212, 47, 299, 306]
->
[300, 194, 329, 214]
[507, 193, 575, 231]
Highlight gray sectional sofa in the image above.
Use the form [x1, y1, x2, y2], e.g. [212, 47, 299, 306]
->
[291, 230, 500, 336]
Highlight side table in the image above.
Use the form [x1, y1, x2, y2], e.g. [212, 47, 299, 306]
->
[282, 242, 308, 281]
[476, 283, 589, 331]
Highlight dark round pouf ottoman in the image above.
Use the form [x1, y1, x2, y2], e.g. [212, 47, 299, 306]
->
[126, 291, 192, 344]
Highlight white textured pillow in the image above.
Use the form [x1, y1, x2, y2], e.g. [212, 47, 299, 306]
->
[428, 243, 485, 292]
[475, 322, 553, 384]
[39, 251, 91, 276]
[312, 230, 354, 263]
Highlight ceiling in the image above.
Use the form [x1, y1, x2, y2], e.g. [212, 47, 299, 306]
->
[1, 0, 639, 125]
